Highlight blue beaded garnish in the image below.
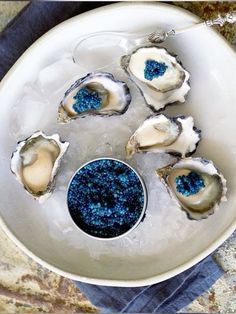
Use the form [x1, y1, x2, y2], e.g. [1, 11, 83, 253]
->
[175, 171, 205, 197]
[144, 59, 168, 81]
[67, 159, 145, 238]
[72, 87, 102, 114]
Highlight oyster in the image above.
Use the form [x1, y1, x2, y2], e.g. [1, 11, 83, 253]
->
[11, 131, 69, 203]
[58, 72, 131, 123]
[126, 114, 201, 158]
[121, 46, 190, 112]
[156, 158, 227, 220]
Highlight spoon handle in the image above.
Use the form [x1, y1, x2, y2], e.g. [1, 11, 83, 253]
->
[149, 11, 236, 43]
[205, 11, 236, 27]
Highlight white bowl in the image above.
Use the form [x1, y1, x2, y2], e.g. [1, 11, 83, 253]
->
[0, 3, 236, 287]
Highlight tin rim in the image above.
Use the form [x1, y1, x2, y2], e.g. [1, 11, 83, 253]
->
[66, 157, 148, 240]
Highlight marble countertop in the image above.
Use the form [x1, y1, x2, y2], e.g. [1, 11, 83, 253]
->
[0, 2, 235, 313]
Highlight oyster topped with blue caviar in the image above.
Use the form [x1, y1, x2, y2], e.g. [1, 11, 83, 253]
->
[156, 157, 227, 220]
[126, 114, 201, 158]
[121, 46, 190, 112]
[11, 131, 69, 203]
[58, 72, 131, 123]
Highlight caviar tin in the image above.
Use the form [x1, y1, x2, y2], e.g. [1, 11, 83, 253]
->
[67, 157, 148, 240]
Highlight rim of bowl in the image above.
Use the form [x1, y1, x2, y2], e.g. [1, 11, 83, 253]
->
[66, 157, 148, 241]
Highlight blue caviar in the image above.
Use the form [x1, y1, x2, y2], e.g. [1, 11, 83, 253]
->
[144, 59, 168, 81]
[72, 87, 102, 114]
[67, 159, 145, 238]
[175, 171, 205, 197]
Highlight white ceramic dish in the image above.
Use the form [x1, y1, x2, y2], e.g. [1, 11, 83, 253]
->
[0, 3, 236, 287]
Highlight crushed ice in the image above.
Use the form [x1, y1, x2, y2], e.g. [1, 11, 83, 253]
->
[11, 55, 198, 259]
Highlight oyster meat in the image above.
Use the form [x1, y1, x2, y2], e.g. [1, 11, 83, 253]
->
[58, 72, 131, 123]
[156, 158, 227, 220]
[11, 131, 69, 202]
[121, 46, 190, 112]
[126, 114, 201, 158]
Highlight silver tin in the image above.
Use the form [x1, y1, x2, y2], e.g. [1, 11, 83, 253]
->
[67, 157, 148, 240]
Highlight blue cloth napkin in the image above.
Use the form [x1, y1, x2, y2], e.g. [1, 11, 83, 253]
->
[0, 2, 224, 312]
[77, 256, 223, 312]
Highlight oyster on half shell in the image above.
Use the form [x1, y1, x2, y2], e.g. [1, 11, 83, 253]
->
[156, 158, 227, 220]
[121, 46, 190, 112]
[126, 114, 201, 158]
[58, 72, 131, 123]
[11, 131, 69, 203]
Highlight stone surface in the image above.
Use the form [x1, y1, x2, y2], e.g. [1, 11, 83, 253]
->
[0, 1, 235, 313]
[0, 227, 97, 313]
[0, 1, 28, 32]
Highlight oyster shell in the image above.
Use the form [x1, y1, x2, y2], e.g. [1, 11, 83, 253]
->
[58, 72, 131, 123]
[121, 46, 190, 112]
[126, 114, 201, 158]
[156, 158, 227, 220]
[11, 131, 69, 203]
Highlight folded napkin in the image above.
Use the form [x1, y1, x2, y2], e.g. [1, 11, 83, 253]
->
[77, 256, 223, 313]
[0, 2, 224, 312]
